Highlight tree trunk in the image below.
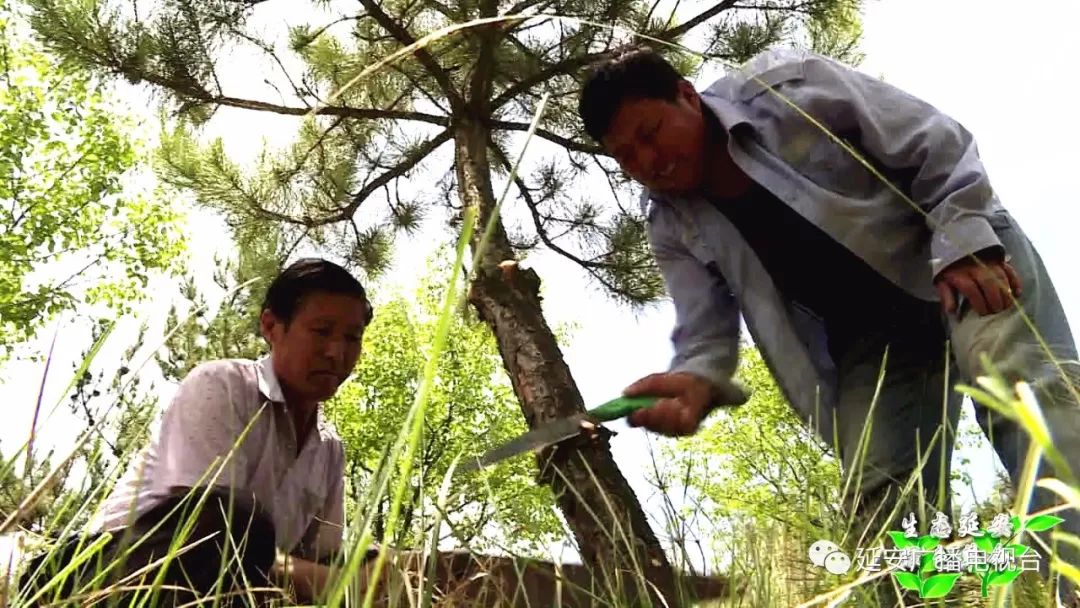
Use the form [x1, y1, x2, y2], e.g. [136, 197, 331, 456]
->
[453, 118, 680, 606]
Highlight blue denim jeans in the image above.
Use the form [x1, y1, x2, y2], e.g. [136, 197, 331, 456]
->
[834, 211, 1080, 604]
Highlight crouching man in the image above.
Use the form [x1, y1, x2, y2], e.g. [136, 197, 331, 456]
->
[19, 258, 377, 606]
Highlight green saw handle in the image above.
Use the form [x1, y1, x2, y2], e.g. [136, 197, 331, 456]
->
[587, 396, 658, 422]
[586, 380, 749, 423]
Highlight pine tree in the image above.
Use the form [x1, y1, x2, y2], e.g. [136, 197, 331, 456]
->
[25, 0, 864, 600]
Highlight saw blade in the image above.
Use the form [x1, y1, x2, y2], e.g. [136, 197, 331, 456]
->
[460, 414, 588, 473]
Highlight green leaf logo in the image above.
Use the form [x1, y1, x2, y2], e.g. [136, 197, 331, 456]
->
[1024, 514, 1065, 532]
[920, 552, 936, 574]
[889, 531, 916, 549]
[894, 571, 922, 591]
[974, 532, 997, 553]
[918, 535, 941, 550]
[922, 573, 962, 598]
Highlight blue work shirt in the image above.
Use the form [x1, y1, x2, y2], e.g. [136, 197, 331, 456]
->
[641, 47, 1007, 440]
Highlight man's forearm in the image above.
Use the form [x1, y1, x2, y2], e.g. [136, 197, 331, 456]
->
[273, 553, 364, 602]
[273, 553, 328, 602]
[274, 550, 384, 603]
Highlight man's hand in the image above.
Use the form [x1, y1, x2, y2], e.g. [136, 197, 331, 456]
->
[622, 372, 743, 437]
[934, 253, 1022, 317]
[273, 551, 380, 603]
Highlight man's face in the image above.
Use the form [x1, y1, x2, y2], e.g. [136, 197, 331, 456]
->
[260, 291, 368, 404]
[602, 80, 708, 195]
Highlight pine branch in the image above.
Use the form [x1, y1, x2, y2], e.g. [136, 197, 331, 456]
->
[661, 0, 741, 39]
[491, 2, 739, 112]
[487, 138, 639, 301]
[468, 0, 500, 106]
[488, 119, 602, 155]
[356, 0, 466, 111]
[503, 0, 554, 17]
[730, 1, 817, 14]
[212, 95, 449, 126]
[391, 64, 449, 113]
[331, 128, 454, 222]
[490, 49, 615, 111]
[228, 25, 312, 104]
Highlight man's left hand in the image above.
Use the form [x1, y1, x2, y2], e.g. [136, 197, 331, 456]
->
[934, 253, 1022, 316]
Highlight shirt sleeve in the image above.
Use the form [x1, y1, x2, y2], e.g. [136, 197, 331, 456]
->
[648, 212, 742, 387]
[774, 50, 1004, 279]
[154, 361, 262, 496]
[293, 443, 346, 564]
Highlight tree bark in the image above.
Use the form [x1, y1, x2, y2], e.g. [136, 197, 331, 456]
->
[453, 117, 680, 606]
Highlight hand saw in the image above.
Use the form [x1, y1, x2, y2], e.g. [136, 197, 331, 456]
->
[460, 380, 747, 473]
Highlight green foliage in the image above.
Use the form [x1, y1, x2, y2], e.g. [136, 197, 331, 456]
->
[0, 2, 185, 359]
[1024, 514, 1064, 532]
[325, 253, 562, 553]
[660, 346, 842, 531]
[0, 441, 63, 530]
[806, 0, 865, 65]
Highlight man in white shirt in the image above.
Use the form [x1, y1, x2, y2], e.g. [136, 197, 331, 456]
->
[21, 258, 375, 605]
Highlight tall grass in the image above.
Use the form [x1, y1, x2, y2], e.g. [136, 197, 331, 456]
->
[2, 9, 1079, 608]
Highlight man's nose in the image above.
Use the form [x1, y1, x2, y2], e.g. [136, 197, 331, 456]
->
[630, 146, 658, 178]
[323, 337, 346, 365]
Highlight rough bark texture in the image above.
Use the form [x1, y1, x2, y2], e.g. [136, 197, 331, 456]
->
[454, 116, 681, 606]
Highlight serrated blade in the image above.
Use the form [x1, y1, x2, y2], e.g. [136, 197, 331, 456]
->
[460, 414, 588, 473]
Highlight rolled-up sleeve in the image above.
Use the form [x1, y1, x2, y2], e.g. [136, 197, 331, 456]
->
[786, 51, 1004, 279]
[155, 362, 259, 493]
[649, 214, 741, 387]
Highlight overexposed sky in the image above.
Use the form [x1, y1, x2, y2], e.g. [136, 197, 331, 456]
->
[3, 0, 1079, 567]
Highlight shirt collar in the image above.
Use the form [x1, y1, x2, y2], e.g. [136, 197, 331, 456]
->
[256, 353, 286, 404]
[256, 353, 337, 442]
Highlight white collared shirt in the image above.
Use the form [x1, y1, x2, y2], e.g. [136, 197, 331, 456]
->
[90, 355, 345, 561]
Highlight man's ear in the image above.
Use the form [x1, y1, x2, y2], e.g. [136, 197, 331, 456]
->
[676, 79, 700, 110]
[259, 309, 278, 344]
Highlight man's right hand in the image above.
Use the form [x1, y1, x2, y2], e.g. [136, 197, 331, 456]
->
[622, 372, 746, 437]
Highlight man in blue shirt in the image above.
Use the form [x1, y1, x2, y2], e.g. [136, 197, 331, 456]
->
[578, 46, 1080, 603]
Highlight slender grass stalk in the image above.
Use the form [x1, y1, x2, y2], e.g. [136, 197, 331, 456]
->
[353, 92, 550, 608]
[358, 203, 477, 608]
[840, 346, 887, 546]
[25, 318, 62, 481]
[939, 339, 951, 514]
[1037, 479, 1080, 511]
[988, 381, 1047, 608]
[419, 458, 459, 608]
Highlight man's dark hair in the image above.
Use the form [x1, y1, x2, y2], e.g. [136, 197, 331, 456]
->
[261, 258, 374, 326]
[578, 46, 687, 143]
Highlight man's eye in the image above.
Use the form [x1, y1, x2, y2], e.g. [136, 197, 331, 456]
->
[313, 327, 332, 337]
[346, 334, 361, 344]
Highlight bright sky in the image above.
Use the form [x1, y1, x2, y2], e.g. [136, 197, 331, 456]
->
[4, 0, 1079, 570]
